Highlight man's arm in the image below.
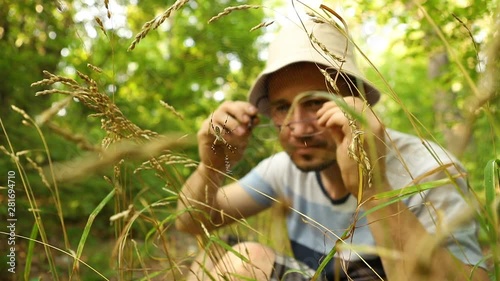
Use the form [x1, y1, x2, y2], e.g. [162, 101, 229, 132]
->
[317, 97, 489, 280]
[175, 163, 266, 235]
[363, 192, 489, 281]
[175, 101, 264, 235]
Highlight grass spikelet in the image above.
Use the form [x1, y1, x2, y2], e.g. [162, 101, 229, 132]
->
[32, 70, 157, 146]
[0, 145, 14, 159]
[208, 5, 261, 24]
[31, 70, 79, 88]
[87, 63, 103, 73]
[159, 100, 184, 120]
[153, 0, 190, 29]
[109, 204, 134, 222]
[76, 70, 98, 91]
[128, 0, 190, 52]
[26, 156, 51, 188]
[249, 20, 274, 32]
[310, 34, 346, 63]
[11, 105, 31, 120]
[128, 20, 155, 52]
[95, 17, 107, 37]
[104, 0, 111, 18]
[135, 153, 196, 173]
[308, 5, 350, 65]
[320, 69, 340, 94]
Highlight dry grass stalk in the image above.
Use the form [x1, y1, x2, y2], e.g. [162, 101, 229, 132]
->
[95, 17, 107, 37]
[0, 145, 15, 160]
[35, 96, 72, 125]
[110, 204, 134, 222]
[128, 0, 190, 51]
[465, 12, 499, 115]
[159, 100, 184, 120]
[11, 105, 32, 120]
[47, 122, 100, 152]
[308, 5, 351, 65]
[135, 153, 196, 173]
[320, 69, 341, 94]
[45, 133, 196, 183]
[208, 5, 261, 24]
[321, 70, 373, 198]
[32, 70, 157, 148]
[26, 157, 51, 188]
[249, 20, 274, 32]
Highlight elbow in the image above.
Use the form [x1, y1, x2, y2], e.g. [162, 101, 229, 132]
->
[175, 216, 204, 235]
[175, 217, 194, 234]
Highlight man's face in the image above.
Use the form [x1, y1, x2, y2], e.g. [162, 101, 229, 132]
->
[267, 62, 350, 172]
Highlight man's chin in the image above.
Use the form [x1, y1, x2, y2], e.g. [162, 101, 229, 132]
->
[293, 158, 336, 172]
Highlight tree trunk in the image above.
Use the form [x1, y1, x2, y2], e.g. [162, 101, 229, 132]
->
[429, 51, 469, 157]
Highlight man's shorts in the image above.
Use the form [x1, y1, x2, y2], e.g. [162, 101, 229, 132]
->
[270, 253, 325, 281]
[269, 252, 386, 281]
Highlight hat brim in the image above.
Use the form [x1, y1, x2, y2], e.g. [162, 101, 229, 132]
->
[249, 61, 380, 116]
[248, 20, 380, 116]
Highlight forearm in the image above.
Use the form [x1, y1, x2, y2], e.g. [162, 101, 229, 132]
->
[175, 162, 226, 234]
[363, 196, 488, 281]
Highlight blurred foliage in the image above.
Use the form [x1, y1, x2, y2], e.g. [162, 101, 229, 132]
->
[1, 0, 268, 220]
[355, 0, 499, 189]
[0, 0, 498, 279]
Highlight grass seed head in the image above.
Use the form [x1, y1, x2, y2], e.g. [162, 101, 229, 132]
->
[208, 5, 261, 24]
[250, 20, 274, 32]
[128, 0, 190, 51]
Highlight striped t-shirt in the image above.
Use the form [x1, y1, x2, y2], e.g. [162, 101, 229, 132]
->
[239, 129, 484, 279]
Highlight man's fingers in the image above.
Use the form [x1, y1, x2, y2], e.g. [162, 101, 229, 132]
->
[317, 104, 351, 145]
[213, 101, 258, 136]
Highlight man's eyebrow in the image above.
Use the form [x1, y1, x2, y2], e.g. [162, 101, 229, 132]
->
[269, 99, 289, 106]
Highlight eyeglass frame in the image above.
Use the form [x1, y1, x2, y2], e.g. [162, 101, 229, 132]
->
[250, 91, 341, 141]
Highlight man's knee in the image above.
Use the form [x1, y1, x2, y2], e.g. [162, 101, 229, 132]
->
[232, 242, 275, 261]
[221, 241, 276, 280]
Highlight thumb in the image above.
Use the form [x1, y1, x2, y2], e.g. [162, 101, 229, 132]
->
[329, 125, 345, 147]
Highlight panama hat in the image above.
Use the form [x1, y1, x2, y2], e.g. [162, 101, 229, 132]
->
[248, 18, 380, 115]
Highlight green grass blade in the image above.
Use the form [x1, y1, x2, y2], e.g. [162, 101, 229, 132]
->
[483, 159, 499, 280]
[71, 188, 116, 277]
[361, 177, 454, 218]
[208, 235, 250, 263]
[311, 230, 346, 280]
[483, 159, 499, 208]
[24, 223, 39, 280]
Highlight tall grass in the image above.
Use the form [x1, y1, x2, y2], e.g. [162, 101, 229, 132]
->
[0, 1, 497, 280]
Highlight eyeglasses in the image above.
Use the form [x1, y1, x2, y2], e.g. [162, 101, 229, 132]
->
[269, 94, 330, 126]
[252, 117, 325, 141]
[252, 90, 350, 141]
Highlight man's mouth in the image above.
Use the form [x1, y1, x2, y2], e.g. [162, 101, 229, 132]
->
[291, 141, 325, 152]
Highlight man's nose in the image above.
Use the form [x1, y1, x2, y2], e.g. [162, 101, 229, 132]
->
[290, 105, 309, 122]
[287, 107, 316, 136]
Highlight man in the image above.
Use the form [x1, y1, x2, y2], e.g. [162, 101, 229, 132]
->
[175, 17, 488, 281]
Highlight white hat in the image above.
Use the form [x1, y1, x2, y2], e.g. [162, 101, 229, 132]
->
[248, 19, 380, 115]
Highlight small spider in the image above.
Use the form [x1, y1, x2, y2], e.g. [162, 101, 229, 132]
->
[209, 114, 236, 153]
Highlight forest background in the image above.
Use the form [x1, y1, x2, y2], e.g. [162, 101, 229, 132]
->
[0, 0, 498, 280]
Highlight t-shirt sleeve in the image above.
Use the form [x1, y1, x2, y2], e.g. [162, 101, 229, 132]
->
[238, 152, 288, 207]
[387, 130, 485, 268]
[406, 169, 485, 268]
